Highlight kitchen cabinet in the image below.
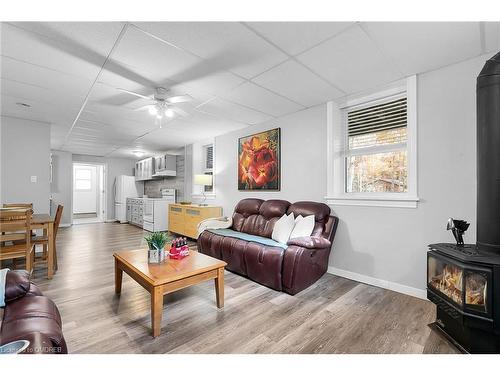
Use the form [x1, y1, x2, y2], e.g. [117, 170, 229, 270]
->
[135, 157, 154, 181]
[153, 154, 176, 177]
[127, 198, 144, 227]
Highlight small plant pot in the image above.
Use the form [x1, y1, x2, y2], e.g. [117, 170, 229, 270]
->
[148, 246, 165, 264]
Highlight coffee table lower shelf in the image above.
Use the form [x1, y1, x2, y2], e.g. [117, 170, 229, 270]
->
[113, 250, 226, 337]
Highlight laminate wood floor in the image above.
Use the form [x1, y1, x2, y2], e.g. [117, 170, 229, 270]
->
[31, 223, 459, 354]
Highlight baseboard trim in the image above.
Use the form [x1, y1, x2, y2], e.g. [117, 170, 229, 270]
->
[59, 223, 71, 228]
[105, 219, 117, 223]
[327, 266, 427, 300]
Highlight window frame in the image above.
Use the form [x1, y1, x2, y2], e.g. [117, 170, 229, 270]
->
[203, 144, 214, 193]
[191, 140, 216, 200]
[326, 76, 419, 208]
[74, 167, 93, 192]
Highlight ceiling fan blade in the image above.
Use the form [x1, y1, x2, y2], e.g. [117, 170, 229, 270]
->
[117, 88, 153, 100]
[171, 107, 189, 117]
[165, 95, 192, 104]
[134, 105, 154, 112]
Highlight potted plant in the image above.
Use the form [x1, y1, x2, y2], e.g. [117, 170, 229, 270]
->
[145, 232, 168, 263]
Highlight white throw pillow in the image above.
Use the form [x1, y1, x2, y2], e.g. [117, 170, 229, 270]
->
[271, 213, 295, 244]
[289, 215, 315, 239]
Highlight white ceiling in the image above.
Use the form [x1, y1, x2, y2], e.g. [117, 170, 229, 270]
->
[1, 21, 499, 159]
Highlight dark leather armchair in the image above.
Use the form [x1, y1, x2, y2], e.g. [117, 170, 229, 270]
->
[0, 270, 67, 354]
[198, 199, 338, 295]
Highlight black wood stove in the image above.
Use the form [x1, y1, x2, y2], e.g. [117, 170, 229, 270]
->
[427, 51, 500, 353]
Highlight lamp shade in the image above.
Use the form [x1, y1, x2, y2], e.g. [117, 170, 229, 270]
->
[194, 174, 213, 186]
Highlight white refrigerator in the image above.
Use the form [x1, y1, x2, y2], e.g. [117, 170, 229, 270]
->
[114, 175, 143, 223]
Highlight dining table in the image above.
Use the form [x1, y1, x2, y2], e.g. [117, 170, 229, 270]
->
[0, 208, 56, 279]
[31, 213, 56, 279]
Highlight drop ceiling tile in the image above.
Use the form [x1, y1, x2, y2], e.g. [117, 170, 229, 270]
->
[8, 22, 125, 55]
[133, 22, 288, 78]
[177, 71, 245, 97]
[197, 98, 273, 125]
[484, 22, 500, 53]
[1, 23, 122, 80]
[361, 22, 482, 76]
[110, 26, 202, 84]
[221, 81, 303, 117]
[0, 93, 79, 124]
[1, 56, 93, 98]
[1, 78, 83, 110]
[246, 22, 354, 55]
[252, 60, 344, 106]
[296, 25, 402, 94]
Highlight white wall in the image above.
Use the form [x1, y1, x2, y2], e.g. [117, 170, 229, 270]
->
[198, 104, 328, 215]
[1, 116, 51, 213]
[50, 150, 73, 225]
[73, 164, 98, 214]
[191, 53, 489, 296]
[71, 154, 137, 221]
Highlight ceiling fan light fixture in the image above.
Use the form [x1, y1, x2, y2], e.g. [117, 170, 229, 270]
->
[132, 150, 145, 157]
[165, 108, 174, 118]
[148, 106, 158, 116]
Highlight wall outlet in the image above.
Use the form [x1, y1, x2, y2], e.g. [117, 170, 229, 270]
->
[30, 175, 37, 183]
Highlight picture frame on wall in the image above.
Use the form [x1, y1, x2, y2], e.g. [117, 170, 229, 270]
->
[238, 127, 281, 191]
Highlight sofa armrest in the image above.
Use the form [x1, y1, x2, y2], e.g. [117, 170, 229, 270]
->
[286, 236, 331, 249]
[5, 270, 31, 303]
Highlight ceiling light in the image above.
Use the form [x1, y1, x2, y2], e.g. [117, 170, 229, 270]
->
[148, 106, 158, 116]
[132, 150, 145, 157]
[16, 102, 31, 108]
[165, 108, 174, 118]
[156, 113, 163, 119]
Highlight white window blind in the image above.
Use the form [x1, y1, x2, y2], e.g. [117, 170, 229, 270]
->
[205, 145, 213, 170]
[348, 97, 407, 137]
[346, 96, 408, 194]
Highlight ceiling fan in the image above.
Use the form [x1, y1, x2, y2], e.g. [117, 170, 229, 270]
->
[117, 87, 192, 120]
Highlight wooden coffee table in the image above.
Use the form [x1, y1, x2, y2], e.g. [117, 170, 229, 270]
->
[113, 249, 227, 337]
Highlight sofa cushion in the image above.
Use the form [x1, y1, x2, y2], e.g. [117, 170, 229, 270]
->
[5, 270, 31, 303]
[233, 198, 290, 238]
[271, 213, 295, 244]
[287, 236, 332, 249]
[289, 215, 315, 239]
[244, 242, 285, 291]
[287, 202, 331, 237]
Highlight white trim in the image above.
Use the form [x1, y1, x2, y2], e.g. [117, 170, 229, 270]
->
[326, 197, 419, 208]
[328, 266, 427, 300]
[59, 223, 72, 228]
[326, 75, 419, 208]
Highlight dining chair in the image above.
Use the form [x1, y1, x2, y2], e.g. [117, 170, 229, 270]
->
[0, 208, 35, 273]
[33, 204, 63, 271]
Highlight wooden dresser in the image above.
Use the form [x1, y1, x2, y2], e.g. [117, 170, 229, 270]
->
[168, 204, 223, 239]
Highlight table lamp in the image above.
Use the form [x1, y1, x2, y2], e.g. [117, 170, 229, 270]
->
[194, 174, 213, 206]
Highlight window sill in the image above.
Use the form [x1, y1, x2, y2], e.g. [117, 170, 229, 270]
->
[325, 196, 419, 208]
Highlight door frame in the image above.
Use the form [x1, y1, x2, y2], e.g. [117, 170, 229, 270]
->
[72, 162, 107, 223]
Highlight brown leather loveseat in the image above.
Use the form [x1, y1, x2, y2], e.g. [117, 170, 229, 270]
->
[0, 270, 67, 354]
[198, 199, 338, 295]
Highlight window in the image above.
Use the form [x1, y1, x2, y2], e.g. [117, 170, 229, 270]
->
[203, 144, 214, 193]
[327, 76, 418, 208]
[74, 168, 92, 191]
[346, 97, 408, 193]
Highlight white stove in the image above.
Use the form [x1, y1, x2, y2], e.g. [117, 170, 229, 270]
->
[143, 189, 176, 232]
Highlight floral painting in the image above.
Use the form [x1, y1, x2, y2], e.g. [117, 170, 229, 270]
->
[238, 128, 280, 191]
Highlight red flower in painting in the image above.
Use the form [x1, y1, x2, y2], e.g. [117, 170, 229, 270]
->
[239, 136, 278, 188]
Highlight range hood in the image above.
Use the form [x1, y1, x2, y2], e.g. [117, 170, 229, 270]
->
[153, 154, 177, 177]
